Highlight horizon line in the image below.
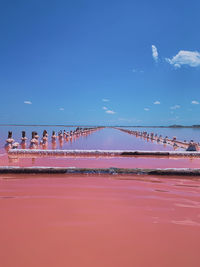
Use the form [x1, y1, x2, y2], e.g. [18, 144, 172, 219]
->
[0, 124, 199, 128]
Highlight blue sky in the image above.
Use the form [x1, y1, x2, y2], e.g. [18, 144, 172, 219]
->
[0, 0, 200, 126]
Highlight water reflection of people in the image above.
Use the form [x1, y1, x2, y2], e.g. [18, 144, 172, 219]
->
[51, 131, 57, 149]
[58, 132, 63, 148]
[69, 137, 73, 144]
[52, 142, 57, 149]
[8, 157, 19, 164]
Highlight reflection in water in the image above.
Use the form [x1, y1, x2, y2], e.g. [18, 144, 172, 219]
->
[171, 219, 200, 227]
[59, 139, 63, 149]
[20, 142, 26, 149]
[175, 202, 200, 208]
[51, 141, 57, 150]
[8, 157, 19, 163]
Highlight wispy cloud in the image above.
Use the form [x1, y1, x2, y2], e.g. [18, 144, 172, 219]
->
[105, 109, 116, 114]
[132, 69, 144, 73]
[152, 45, 158, 62]
[191, 100, 199, 105]
[102, 98, 109, 102]
[144, 108, 150, 111]
[154, 101, 160, 105]
[24, 101, 32, 105]
[102, 105, 115, 114]
[166, 50, 200, 68]
[170, 105, 180, 110]
[59, 107, 64, 111]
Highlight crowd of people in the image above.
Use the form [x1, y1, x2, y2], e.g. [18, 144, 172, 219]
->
[117, 128, 199, 151]
[5, 127, 101, 150]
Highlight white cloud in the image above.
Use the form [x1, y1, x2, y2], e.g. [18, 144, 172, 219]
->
[102, 106, 108, 110]
[105, 109, 116, 114]
[152, 45, 158, 62]
[170, 105, 180, 110]
[191, 100, 199, 105]
[24, 101, 32, 105]
[144, 108, 150, 111]
[102, 98, 109, 102]
[59, 107, 64, 111]
[132, 69, 144, 73]
[154, 101, 160, 105]
[166, 50, 200, 68]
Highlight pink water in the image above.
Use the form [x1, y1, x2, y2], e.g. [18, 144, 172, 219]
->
[0, 175, 200, 267]
[3, 154, 200, 169]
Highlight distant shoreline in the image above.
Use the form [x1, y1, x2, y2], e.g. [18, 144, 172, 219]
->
[0, 124, 200, 128]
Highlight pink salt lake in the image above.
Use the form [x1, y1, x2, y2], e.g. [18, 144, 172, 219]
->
[0, 127, 200, 267]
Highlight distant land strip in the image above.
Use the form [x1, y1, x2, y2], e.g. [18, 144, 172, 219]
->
[1, 124, 200, 128]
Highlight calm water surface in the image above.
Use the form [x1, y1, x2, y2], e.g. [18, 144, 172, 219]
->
[0, 175, 200, 267]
